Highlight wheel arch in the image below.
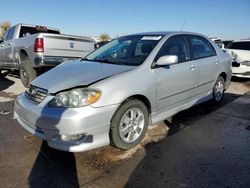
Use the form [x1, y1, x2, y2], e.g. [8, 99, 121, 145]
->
[110, 94, 152, 123]
[219, 72, 227, 82]
[19, 49, 28, 62]
[121, 94, 152, 113]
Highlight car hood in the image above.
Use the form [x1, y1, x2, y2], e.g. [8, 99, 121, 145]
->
[32, 60, 135, 93]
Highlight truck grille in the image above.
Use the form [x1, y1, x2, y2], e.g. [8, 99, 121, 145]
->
[25, 85, 48, 103]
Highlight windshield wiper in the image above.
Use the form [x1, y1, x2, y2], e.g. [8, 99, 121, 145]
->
[80, 58, 94, 62]
[94, 59, 117, 64]
[81, 58, 134, 66]
[80, 58, 115, 64]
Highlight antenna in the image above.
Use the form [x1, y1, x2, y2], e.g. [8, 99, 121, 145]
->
[180, 19, 187, 32]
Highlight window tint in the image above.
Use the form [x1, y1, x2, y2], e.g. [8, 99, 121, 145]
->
[226, 42, 250, 50]
[6, 27, 15, 41]
[156, 35, 188, 63]
[190, 36, 216, 59]
[19, 26, 60, 38]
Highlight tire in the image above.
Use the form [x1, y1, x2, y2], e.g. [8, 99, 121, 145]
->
[0, 69, 7, 78]
[110, 99, 149, 150]
[19, 54, 37, 88]
[212, 76, 225, 103]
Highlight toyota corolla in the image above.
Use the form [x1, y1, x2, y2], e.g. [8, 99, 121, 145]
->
[14, 32, 232, 152]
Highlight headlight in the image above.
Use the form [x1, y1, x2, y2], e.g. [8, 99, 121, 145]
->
[49, 88, 101, 108]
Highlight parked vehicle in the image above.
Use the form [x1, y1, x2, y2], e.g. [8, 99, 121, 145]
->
[0, 23, 95, 87]
[14, 32, 232, 152]
[225, 40, 250, 78]
[223, 40, 233, 48]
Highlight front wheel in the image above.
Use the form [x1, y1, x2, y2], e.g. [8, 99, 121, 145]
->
[212, 76, 225, 103]
[110, 99, 149, 150]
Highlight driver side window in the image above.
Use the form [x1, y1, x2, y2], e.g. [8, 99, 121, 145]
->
[155, 35, 189, 63]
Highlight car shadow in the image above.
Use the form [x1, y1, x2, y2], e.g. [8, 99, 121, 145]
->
[231, 76, 250, 82]
[125, 92, 244, 187]
[0, 75, 15, 91]
[165, 92, 240, 136]
[231, 76, 250, 87]
[28, 106, 79, 187]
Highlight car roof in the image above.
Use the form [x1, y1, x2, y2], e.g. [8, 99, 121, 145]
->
[127, 31, 205, 37]
[232, 39, 250, 43]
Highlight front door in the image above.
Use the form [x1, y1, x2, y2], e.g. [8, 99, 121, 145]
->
[0, 30, 9, 67]
[3, 27, 15, 67]
[155, 35, 196, 113]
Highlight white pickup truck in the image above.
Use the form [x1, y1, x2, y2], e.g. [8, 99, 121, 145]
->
[0, 23, 95, 87]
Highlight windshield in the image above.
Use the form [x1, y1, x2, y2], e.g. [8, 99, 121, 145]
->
[226, 41, 250, 50]
[84, 35, 163, 66]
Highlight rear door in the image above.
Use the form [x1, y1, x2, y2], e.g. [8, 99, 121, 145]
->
[188, 35, 219, 95]
[155, 35, 196, 113]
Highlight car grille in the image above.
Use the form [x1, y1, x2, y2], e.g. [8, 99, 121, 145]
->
[25, 85, 48, 103]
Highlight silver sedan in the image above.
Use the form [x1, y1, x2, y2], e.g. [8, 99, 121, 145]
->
[14, 32, 232, 152]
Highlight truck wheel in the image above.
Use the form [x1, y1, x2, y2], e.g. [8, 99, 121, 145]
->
[212, 76, 225, 103]
[19, 54, 37, 88]
[110, 99, 149, 150]
[0, 69, 5, 78]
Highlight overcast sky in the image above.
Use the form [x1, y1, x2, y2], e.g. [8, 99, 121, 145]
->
[1, 0, 249, 40]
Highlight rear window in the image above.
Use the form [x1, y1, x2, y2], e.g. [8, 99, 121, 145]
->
[226, 42, 250, 50]
[19, 26, 60, 38]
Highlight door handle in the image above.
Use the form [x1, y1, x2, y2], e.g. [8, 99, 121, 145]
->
[8, 42, 12, 45]
[214, 59, 219, 64]
[0, 44, 4, 47]
[190, 65, 195, 71]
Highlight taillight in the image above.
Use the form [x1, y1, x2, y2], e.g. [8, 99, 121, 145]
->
[34, 38, 44, 52]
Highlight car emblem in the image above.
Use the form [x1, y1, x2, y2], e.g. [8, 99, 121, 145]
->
[70, 42, 74, 48]
[30, 88, 37, 96]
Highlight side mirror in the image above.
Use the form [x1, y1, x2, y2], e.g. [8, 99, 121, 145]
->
[0, 37, 3, 43]
[156, 55, 178, 66]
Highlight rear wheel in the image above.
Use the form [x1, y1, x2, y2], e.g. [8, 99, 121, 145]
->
[19, 54, 37, 88]
[212, 76, 225, 103]
[110, 99, 149, 150]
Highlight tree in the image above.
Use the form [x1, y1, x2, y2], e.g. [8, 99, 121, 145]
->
[0, 22, 11, 37]
[99, 33, 110, 42]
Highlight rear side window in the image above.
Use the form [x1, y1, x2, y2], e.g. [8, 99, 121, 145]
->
[19, 26, 60, 38]
[226, 42, 250, 50]
[189, 36, 216, 59]
[155, 35, 189, 63]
